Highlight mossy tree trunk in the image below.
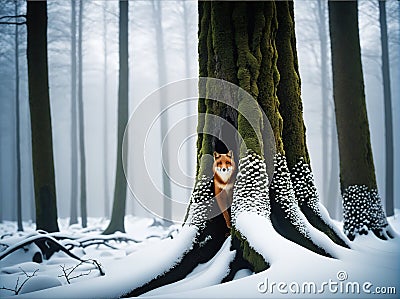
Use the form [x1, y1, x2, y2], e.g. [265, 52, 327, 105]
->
[27, 0, 59, 233]
[103, 0, 129, 235]
[328, 1, 392, 240]
[125, 2, 349, 296]
[274, 1, 347, 247]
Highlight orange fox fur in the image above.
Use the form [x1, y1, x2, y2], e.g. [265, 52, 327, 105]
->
[213, 150, 236, 229]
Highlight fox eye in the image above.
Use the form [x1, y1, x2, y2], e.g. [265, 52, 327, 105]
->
[226, 162, 231, 165]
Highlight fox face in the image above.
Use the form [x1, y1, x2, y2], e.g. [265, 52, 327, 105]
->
[213, 150, 235, 183]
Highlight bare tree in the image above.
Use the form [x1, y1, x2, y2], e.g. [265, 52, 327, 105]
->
[103, 0, 129, 235]
[151, 0, 172, 222]
[26, 0, 59, 232]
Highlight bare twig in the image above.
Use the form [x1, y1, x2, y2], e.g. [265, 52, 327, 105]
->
[1, 268, 39, 295]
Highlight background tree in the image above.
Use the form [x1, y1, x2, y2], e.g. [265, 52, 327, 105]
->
[103, 0, 110, 219]
[26, 0, 59, 232]
[77, 0, 87, 228]
[328, 1, 392, 240]
[69, 0, 78, 226]
[103, 0, 129, 235]
[151, 0, 172, 222]
[378, 0, 394, 217]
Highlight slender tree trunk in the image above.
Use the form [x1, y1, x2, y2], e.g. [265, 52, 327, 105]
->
[27, 0, 59, 232]
[69, 0, 78, 226]
[328, 1, 392, 240]
[379, 0, 394, 217]
[103, 1, 110, 219]
[103, 0, 129, 235]
[15, 0, 23, 232]
[152, 0, 172, 222]
[77, 0, 87, 228]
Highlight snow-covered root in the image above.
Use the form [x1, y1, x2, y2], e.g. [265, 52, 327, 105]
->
[235, 212, 356, 269]
[290, 158, 351, 248]
[269, 153, 336, 257]
[230, 150, 271, 273]
[143, 237, 235, 296]
[343, 185, 395, 241]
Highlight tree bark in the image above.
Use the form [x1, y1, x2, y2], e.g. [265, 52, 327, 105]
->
[378, 0, 394, 217]
[69, 0, 78, 226]
[27, 0, 59, 232]
[103, 0, 129, 235]
[328, 1, 391, 240]
[275, 1, 347, 247]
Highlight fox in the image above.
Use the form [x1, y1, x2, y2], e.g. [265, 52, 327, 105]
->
[213, 150, 236, 229]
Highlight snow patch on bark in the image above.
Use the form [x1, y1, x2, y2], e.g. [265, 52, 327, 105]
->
[343, 185, 388, 238]
[231, 150, 270, 225]
[186, 175, 214, 229]
[270, 154, 309, 238]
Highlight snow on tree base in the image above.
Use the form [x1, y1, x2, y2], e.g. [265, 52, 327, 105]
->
[270, 153, 309, 238]
[231, 150, 270, 225]
[290, 158, 320, 215]
[186, 175, 214, 230]
[343, 185, 389, 240]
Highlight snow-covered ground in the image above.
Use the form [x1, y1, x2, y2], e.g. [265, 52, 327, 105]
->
[0, 212, 399, 298]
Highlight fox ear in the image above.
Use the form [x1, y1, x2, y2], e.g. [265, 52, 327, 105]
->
[227, 150, 233, 158]
[213, 151, 219, 159]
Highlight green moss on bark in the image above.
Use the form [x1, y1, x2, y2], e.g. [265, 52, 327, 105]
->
[232, 227, 269, 273]
[256, 2, 284, 156]
[275, 1, 309, 170]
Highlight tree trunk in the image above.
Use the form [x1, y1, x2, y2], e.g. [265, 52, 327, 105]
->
[152, 0, 172, 222]
[378, 0, 394, 217]
[103, 0, 110, 219]
[124, 2, 349, 296]
[26, 0, 59, 233]
[77, 0, 87, 228]
[103, 0, 129, 235]
[15, 0, 23, 232]
[69, 0, 78, 226]
[328, 1, 392, 240]
[275, 1, 347, 247]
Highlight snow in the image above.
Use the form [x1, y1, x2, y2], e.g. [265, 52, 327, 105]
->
[0, 212, 399, 298]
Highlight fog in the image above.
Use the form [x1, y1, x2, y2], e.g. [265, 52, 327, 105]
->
[0, 0, 398, 222]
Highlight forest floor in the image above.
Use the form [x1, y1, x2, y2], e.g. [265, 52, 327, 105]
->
[0, 212, 399, 298]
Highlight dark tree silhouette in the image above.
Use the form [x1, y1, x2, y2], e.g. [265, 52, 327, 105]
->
[103, 0, 129, 235]
[26, 0, 59, 232]
[328, 1, 393, 240]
